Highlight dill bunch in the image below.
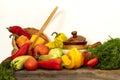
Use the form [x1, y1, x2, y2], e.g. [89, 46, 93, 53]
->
[88, 37, 120, 70]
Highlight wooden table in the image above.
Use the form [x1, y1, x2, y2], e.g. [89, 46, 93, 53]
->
[15, 67, 120, 80]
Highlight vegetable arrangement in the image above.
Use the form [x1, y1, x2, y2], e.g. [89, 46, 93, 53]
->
[1, 26, 120, 80]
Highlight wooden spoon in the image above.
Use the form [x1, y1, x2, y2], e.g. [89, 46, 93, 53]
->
[28, 6, 58, 55]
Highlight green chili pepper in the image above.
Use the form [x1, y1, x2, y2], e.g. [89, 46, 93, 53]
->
[51, 32, 68, 42]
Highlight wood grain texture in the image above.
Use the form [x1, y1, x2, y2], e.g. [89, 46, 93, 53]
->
[15, 67, 120, 80]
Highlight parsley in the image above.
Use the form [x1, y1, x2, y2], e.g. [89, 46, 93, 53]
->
[88, 37, 120, 70]
[0, 58, 16, 80]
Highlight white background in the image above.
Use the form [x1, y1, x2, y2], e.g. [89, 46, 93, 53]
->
[0, 0, 120, 62]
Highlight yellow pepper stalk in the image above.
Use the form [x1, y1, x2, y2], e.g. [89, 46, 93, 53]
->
[30, 34, 45, 46]
[52, 32, 68, 42]
[16, 35, 30, 48]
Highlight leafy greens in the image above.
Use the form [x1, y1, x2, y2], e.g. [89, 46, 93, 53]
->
[88, 37, 120, 70]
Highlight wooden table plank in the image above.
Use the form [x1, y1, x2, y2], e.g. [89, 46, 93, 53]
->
[15, 67, 120, 80]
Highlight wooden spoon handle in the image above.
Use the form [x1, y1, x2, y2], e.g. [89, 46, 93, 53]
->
[28, 6, 58, 55]
[39, 6, 58, 33]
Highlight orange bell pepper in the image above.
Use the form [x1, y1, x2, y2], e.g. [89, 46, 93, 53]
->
[16, 35, 30, 48]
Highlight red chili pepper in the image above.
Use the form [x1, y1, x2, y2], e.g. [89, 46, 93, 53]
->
[7, 26, 31, 39]
[11, 43, 30, 60]
[38, 58, 63, 70]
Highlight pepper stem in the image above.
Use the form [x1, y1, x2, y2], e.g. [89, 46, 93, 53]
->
[61, 63, 66, 67]
[9, 34, 19, 38]
[51, 32, 60, 38]
[6, 27, 10, 32]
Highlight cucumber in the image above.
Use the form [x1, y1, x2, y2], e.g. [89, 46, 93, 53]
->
[10, 55, 31, 70]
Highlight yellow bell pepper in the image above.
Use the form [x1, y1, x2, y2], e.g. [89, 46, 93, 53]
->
[45, 39, 63, 49]
[30, 34, 45, 46]
[52, 32, 68, 42]
[45, 41, 55, 49]
[62, 48, 84, 69]
[45, 32, 67, 49]
[70, 48, 79, 68]
[16, 35, 30, 48]
[72, 48, 84, 68]
[61, 55, 71, 65]
[65, 50, 76, 69]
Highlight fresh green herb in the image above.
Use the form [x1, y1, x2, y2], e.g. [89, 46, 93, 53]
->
[88, 37, 120, 70]
[0, 58, 16, 80]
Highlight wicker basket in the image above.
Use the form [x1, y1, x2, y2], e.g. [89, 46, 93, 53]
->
[11, 27, 49, 55]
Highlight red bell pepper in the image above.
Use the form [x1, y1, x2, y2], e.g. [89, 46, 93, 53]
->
[38, 58, 63, 70]
[7, 26, 31, 39]
[11, 43, 30, 60]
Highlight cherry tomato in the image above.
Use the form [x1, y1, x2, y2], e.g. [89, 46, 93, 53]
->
[24, 56, 38, 70]
[83, 53, 91, 66]
[87, 57, 98, 68]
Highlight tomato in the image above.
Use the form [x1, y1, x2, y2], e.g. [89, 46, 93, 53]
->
[24, 56, 38, 70]
[87, 57, 98, 68]
[83, 52, 91, 57]
[83, 53, 91, 66]
[34, 44, 50, 55]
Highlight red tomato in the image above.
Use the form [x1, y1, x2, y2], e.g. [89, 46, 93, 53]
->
[24, 56, 38, 70]
[87, 57, 98, 68]
[83, 53, 91, 66]
[83, 52, 91, 57]
[34, 44, 50, 55]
